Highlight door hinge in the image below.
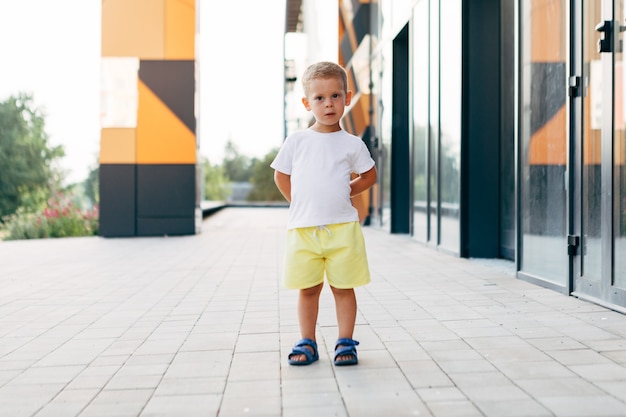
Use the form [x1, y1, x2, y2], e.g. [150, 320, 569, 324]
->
[568, 76, 581, 98]
[568, 235, 580, 256]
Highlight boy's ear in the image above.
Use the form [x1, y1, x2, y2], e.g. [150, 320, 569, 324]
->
[302, 96, 312, 111]
[345, 90, 353, 106]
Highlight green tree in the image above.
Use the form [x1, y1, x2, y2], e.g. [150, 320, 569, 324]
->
[83, 164, 99, 207]
[247, 148, 284, 201]
[203, 158, 231, 200]
[222, 140, 254, 182]
[0, 93, 64, 219]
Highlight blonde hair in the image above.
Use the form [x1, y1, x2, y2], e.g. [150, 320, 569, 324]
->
[301, 61, 348, 96]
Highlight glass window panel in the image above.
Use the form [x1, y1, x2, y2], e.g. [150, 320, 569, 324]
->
[519, 0, 568, 284]
[380, 43, 393, 231]
[429, 0, 439, 243]
[369, 52, 384, 227]
[439, 0, 461, 253]
[412, 0, 429, 242]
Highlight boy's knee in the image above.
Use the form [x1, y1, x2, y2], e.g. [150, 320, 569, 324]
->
[301, 283, 323, 297]
[330, 286, 355, 297]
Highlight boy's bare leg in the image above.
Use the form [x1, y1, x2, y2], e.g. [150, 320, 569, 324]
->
[330, 286, 357, 362]
[291, 283, 324, 362]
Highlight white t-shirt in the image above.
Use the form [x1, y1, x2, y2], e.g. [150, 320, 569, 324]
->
[271, 128, 375, 229]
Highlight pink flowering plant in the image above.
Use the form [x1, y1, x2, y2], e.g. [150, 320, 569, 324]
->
[1, 193, 98, 240]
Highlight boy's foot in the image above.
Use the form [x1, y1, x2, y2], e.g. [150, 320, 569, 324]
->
[288, 338, 319, 365]
[334, 338, 359, 366]
[289, 346, 315, 363]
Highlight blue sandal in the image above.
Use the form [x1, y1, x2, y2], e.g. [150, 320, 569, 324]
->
[288, 338, 319, 366]
[334, 338, 359, 366]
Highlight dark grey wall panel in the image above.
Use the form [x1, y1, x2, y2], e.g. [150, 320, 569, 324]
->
[137, 218, 195, 236]
[137, 164, 196, 219]
[99, 164, 136, 237]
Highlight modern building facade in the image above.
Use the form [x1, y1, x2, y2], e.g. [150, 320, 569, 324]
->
[286, 0, 626, 312]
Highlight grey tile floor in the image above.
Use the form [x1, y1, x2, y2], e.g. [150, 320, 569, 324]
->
[1, 207, 626, 417]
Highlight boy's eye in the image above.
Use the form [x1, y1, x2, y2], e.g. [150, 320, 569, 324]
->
[314, 94, 341, 101]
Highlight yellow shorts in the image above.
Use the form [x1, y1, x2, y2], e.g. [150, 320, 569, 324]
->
[282, 221, 371, 290]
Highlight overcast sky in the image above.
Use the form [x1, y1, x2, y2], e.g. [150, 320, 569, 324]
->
[0, 0, 286, 184]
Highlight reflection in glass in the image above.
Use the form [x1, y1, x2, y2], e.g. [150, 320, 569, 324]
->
[520, 0, 567, 284]
[412, 0, 429, 242]
[582, 1, 603, 285]
[369, 52, 384, 228]
[615, 3, 626, 289]
[380, 44, 393, 231]
[438, 0, 461, 253]
[429, 0, 440, 245]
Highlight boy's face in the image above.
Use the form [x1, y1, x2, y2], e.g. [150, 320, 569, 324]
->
[302, 77, 352, 133]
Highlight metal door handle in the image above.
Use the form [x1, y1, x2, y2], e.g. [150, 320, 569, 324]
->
[596, 20, 613, 53]
[595, 20, 626, 53]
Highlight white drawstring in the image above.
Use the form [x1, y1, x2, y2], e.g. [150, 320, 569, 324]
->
[313, 225, 331, 240]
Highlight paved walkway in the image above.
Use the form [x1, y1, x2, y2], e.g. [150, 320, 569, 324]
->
[1, 207, 626, 417]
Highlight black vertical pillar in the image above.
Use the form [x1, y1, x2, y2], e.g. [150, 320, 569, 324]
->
[461, 0, 502, 257]
[391, 24, 411, 234]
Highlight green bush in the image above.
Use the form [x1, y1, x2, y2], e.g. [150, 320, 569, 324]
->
[1, 193, 98, 240]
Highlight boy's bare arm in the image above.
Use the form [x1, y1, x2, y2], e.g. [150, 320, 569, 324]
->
[274, 170, 292, 202]
[350, 166, 377, 198]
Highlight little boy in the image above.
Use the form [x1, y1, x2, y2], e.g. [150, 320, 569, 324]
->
[271, 61, 377, 366]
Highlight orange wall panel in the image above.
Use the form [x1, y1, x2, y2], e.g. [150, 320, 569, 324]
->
[102, 0, 165, 58]
[165, 0, 195, 59]
[136, 81, 196, 164]
[99, 128, 137, 164]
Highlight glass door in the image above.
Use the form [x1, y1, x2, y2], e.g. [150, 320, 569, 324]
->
[574, 0, 626, 309]
[608, 0, 626, 305]
[616, 2, 626, 295]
